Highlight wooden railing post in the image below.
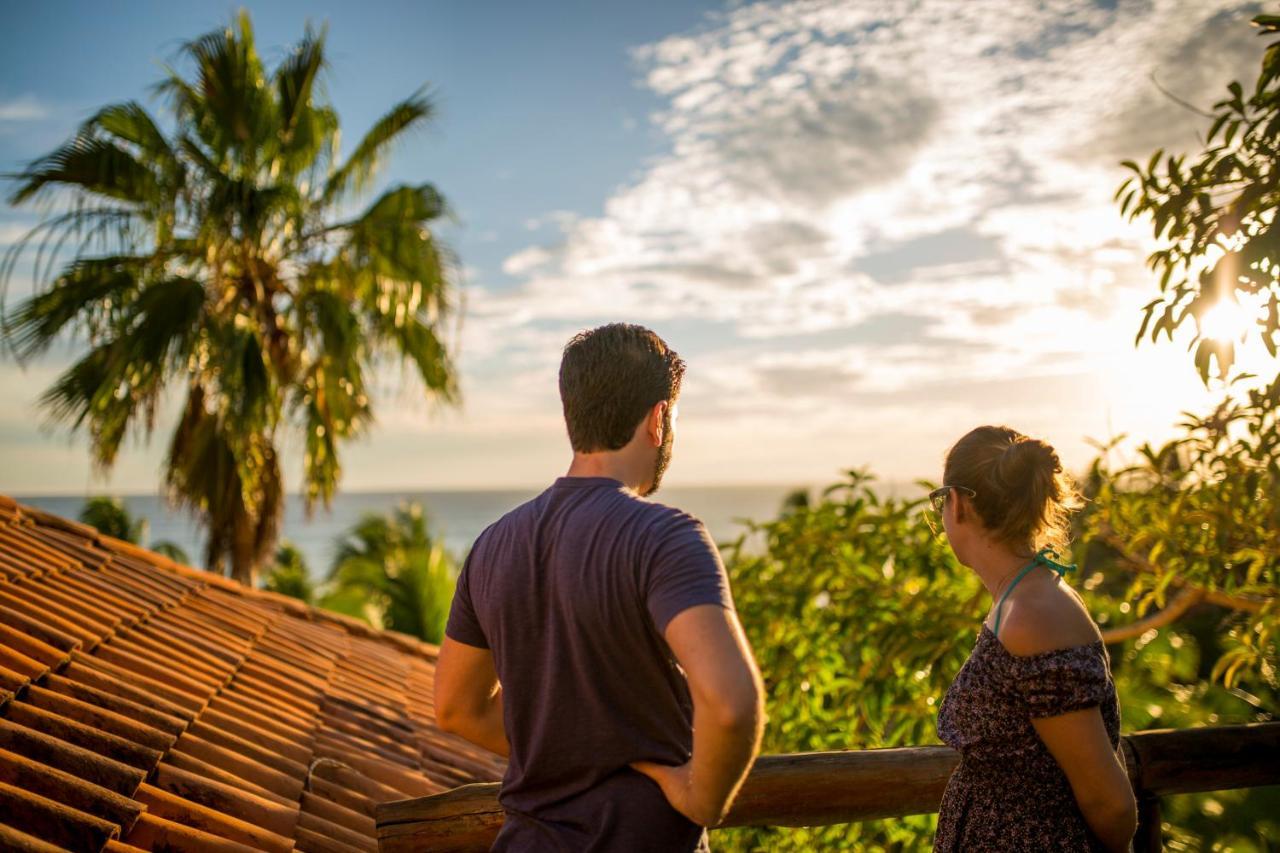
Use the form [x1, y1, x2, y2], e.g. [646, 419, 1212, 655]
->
[1133, 794, 1162, 853]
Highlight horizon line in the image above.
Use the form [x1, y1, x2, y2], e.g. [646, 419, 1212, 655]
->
[6, 478, 928, 499]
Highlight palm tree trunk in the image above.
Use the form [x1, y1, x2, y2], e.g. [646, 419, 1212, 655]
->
[230, 506, 260, 588]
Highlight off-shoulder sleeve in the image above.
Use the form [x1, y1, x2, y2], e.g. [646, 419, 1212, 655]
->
[1010, 646, 1113, 718]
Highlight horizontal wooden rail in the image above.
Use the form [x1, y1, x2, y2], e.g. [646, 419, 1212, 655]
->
[376, 722, 1280, 853]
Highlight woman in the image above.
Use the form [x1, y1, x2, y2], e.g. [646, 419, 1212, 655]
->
[932, 426, 1137, 852]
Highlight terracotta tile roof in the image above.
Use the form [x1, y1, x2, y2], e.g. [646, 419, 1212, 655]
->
[0, 495, 505, 852]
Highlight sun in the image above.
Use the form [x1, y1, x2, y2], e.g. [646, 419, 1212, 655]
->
[1199, 299, 1252, 343]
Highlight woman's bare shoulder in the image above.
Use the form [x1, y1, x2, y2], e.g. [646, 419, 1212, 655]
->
[999, 585, 1101, 657]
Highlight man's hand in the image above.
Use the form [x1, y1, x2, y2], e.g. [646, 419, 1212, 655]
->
[630, 760, 704, 824]
[633, 605, 763, 827]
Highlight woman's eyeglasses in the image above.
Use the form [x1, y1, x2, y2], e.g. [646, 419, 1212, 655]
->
[927, 485, 976, 514]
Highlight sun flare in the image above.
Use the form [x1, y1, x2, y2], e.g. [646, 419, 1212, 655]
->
[1199, 299, 1252, 343]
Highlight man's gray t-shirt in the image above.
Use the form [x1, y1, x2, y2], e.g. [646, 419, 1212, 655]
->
[444, 476, 734, 852]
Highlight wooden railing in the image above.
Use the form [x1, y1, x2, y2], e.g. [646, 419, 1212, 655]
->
[375, 722, 1280, 852]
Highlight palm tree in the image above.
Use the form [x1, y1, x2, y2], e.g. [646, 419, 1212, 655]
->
[78, 495, 190, 563]
[320, 503, 455, 643]
[79, 496, 147, 543]
[262, 540, 315, 602]
[2, 12, 458, 586]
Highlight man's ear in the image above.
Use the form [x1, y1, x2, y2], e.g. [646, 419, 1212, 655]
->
[649, 400, 668, 447]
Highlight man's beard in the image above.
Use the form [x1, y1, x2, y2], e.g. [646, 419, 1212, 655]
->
[641, 406, 675, 497]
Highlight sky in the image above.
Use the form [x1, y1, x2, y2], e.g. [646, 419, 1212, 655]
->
[0, 0, 1272, 494]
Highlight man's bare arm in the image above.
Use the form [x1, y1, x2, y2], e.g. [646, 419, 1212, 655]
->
[632, 605, 764, 826]
[433, 636, 510, 757]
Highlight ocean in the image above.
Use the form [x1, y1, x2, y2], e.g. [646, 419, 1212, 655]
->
[13, 485, 819, 581]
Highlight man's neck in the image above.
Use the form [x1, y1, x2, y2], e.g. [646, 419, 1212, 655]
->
[566, 452, 649, 493]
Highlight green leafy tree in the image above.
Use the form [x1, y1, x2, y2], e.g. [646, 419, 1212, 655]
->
[713, 16, 1280, 851]
[78, 495, 189, 563]
[261, 540, 315, 602]
[1103, 8, 1278, 718]
[1117, 13, 1280, 381]
[714, 472, 975, 850]
[2, 11, 457, 586]
[1082, 380, 1279, 690]
[151, 540, 192, 564]
[319, 503, 456, 643]
[714, 469, 1279, 852]
[79, 496, 146, 543]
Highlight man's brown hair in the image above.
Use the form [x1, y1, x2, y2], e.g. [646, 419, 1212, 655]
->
[559, 324, 686, 453]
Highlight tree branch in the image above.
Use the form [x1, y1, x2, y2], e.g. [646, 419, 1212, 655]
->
[1095, 526, 1272, 615]
[1101, 587, 1204, 643]
[1148, 72, 1217, 120]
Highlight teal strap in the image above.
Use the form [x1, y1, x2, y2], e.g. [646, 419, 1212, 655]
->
[992, 547, 1077, 637]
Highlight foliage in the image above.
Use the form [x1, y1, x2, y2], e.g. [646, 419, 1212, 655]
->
[1082, 376, 1279, 692]
[714, 471, 976, 850]
[77, 495, 188, 562]
[1097, 18, 1280, 846]
[712, 453, 1278, 851]
[320, 502, 456, 643]
[79, 496, 146, 543]
[261, 540, 315, 602]
[150, 540, 191, 564]
[1117, 13, 1280, 381]
[2, 10, 458, 586]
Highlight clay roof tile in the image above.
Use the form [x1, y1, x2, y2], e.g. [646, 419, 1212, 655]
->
[0, 820, 70, 853]
[151, 760, 299, 838]
[22, 684, 175, 753]
[132, 782, 294, 853]
[0, 496, 504, 851]
[0, 716, 146, 796]
[0, 777, 119, 849]
[39, 673, 186, 740]
[59, 658, 194, 725]
[121, 812, 262, 853]
[3, 701, 162, 772]
[0, 744, 145, 830]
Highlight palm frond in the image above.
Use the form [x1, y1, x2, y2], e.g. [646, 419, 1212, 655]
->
[178, 10, 276, 167]
[300, 376, 372, 507]
[41, 275, 205, 466]
[164, 388, 238, 568]
[275, 25, 328, 143]
[83, 102, 180, 177]
[6, 136, 163, 206]
[209, 322, 274, 429]
[393, 316, 458, 399]
[297, 286, 361, 364]
[38, 345, 112, 433]
[340, 184, 450, 297]
[3, 256, 145, 360]
[0, 206, 146, 326]
[79, 495, 145, 542]
[330, 512, 395, 572]
[323, 90, 434, 202]
[176, 134, 223, 179]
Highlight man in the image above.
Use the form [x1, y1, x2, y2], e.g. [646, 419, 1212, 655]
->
[435, 323, 764, 852]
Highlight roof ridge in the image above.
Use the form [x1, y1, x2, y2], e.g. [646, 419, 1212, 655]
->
[6, 496, 440, 664]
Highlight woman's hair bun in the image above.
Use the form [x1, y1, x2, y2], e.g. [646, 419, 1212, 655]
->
[943, 426, 1079, 552]
[995, 437, 1061, 494]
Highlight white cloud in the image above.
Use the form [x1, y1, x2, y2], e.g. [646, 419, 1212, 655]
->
[8, 2, 1268, 490]
[452, 0, 1268, 482]
[0, 95, 49, 122]
[510, 1, 1259, 312]
[0, 223, 33, 246]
